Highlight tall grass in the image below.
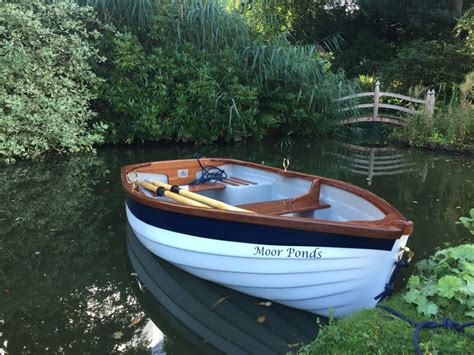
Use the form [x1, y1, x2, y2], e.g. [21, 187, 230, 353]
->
[171, 1, 352, 118]
[76, 0, 158, 26]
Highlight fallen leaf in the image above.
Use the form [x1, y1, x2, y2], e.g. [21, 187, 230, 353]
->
[287, 343, 300, 348]
[112, 331, 123, 339]
[256, 315, 266, 323]
[210, 296, 229, 309]
[128, 315, 145, 328]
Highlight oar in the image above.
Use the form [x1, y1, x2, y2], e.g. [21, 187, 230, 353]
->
[150, 179, 255, 214]
[139, 181, 211, 209]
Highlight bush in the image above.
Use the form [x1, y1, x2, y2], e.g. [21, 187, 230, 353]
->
[101, 31, 262, 143]
[0, 1, 107, 163]
[98, 2, 344, 144]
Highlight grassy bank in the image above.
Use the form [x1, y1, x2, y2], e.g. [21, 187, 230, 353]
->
[300, 295, 473, 354]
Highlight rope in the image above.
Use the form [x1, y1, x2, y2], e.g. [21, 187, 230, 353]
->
[378, 305, 474, 355]
[374, 259, 410, 301]
[189, 153, 227, 185]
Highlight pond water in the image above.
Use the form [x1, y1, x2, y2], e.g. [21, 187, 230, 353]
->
[1, 139, 472, 353]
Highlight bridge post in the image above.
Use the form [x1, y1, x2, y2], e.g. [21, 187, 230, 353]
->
[373, 81, 381, 121]
[424, 89, 436, 128]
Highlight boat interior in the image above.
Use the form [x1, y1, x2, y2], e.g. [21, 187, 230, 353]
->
[126, 159, 389, 223]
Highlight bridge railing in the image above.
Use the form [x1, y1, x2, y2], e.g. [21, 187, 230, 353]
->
[335, 81, 436, 127]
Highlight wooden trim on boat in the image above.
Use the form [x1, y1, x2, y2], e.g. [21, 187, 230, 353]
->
[230, 176, 258, 185]
[222, 179, 240, 186]
[121, 158, 413, 239]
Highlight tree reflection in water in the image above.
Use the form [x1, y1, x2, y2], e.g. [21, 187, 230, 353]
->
[0, 155, 148, 353]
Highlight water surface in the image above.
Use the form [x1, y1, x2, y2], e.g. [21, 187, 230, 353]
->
[1, 139, 472, 353]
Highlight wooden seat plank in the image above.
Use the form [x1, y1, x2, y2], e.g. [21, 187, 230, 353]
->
[238, 199, 330, 215]
[188, 183, 226, 192]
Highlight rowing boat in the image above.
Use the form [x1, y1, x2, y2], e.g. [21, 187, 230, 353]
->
[121, 157, 413, 317]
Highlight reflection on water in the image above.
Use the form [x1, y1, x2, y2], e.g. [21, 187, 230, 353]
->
[331, 143, 416, 186]
[0, 138, 472, 353]
[126, 224, 320, 354]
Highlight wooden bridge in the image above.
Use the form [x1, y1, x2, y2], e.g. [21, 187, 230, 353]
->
[335, 81, 436, 127]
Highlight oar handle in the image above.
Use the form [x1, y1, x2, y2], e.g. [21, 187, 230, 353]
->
[150, 180, 254, 214]
[139, 181, 211, 208]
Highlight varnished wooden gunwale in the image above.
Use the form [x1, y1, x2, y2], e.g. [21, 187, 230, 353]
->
[121, 158, 413, 240]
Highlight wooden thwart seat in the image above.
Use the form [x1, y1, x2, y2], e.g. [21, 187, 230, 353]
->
[188, 182, 226, 192]
[238, 199, 330, 215]
[238, 179, 331, 215]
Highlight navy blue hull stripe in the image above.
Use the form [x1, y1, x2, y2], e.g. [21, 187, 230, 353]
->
[126, 198, 395, 251]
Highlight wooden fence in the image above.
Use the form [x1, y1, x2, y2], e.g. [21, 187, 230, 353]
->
[335, 81, 436, 127]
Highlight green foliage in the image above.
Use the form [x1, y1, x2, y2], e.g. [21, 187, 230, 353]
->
[403, 244, 474, 318]
[457, 208, 474, 236]
[381, 40, 473, 90]
[99, 1, 344, 144]
[332, 31, 395, 78]
[284, 0, 472, 93]
[101, 30, 262, 143]
[391, 73, 474, 149]
[358, 0, 455, 40]
[0, 0, 108, 162]
[77, 0, 158, 27]
[455, 7, 474, 55]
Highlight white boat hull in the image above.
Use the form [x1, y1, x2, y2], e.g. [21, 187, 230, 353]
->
[126, 205, 408, 318]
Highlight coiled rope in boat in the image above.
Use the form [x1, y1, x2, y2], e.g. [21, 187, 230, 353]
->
[189, 153, 227, 185]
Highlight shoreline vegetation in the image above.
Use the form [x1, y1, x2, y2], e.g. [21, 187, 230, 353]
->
[1, 1, 473, 163]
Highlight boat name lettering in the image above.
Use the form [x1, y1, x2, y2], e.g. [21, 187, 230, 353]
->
[253, 246, 322, 259]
